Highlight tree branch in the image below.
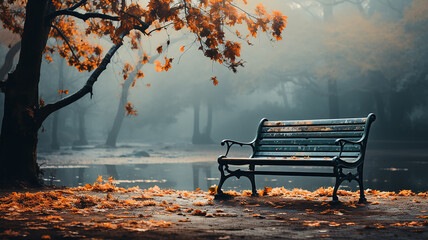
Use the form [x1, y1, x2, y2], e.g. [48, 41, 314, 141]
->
[50, 24, 79, 62]
[146, 22, 174, 35]
[68, 0, 87, 11]
[36, 34, 125, 125]
[47, 10, 120, 22]
[0, 41, 21, 93]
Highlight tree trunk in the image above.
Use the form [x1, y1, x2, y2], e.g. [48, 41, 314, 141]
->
[200, 102, 213, 144]
[279, 82, 290, 110]
[50, 112, 60, 149]
[105, 77, 131, 147]
[323, 3, 340, 118]
[192, 101, 201, 144]
[0, 0, 51, 185]
[105, 51, 159, 147]
[204, 102, 213, 138]
[73, 108, 88, 146]
[193, 101, 213, 144]
[51, 58, 65, 150]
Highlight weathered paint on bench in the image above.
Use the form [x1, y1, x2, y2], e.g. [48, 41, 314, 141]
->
[215, 113, 376, 203]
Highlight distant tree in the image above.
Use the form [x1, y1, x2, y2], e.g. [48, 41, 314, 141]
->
[0, 0, 287, 185]
[105, 47, 162, 148]
[192, 100, 214, 144]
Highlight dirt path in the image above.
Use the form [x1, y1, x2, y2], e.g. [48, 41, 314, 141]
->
[0, 185, 427, 239]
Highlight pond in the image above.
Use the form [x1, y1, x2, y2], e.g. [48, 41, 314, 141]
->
[38, 142, 428, 193]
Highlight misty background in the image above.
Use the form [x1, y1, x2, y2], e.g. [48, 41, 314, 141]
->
[0, 0, 427, 190]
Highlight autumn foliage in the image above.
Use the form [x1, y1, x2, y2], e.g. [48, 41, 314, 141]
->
[1, 0, 287, 77]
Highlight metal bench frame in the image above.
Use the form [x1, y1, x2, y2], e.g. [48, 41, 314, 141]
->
[216, 113, 376, 203]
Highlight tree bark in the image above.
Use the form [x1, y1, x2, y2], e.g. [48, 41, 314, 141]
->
[0, 0, 52, 185]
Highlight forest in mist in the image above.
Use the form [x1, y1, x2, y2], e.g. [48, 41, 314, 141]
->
[1, 0, 427, 149]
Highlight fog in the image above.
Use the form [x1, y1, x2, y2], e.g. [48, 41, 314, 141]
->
[1, 0, 427, 187]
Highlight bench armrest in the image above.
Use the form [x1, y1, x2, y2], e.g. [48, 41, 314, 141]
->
[334, 138, 363, 167]
[333, 156, 363, 168]
[220, 139, 254, 158]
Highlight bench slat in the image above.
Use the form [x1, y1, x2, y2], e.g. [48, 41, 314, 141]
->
[260, 131, 363, 138]
[219, 158, 335, 166]
[263, 118, 366, 127]
[253, 151, 359, 157]
[262, 124, 364, 133]
[257, 145, 360, 152]
[258, 138, 360, 145]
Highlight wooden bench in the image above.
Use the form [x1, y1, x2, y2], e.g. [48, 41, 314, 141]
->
[216, 113, 376, 203]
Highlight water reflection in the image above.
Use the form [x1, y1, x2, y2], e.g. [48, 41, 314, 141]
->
[41, 160, 427, 193]
[39, 143, 428, 193]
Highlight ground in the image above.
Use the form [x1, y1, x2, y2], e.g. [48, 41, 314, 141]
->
[0, 181, 427, 239]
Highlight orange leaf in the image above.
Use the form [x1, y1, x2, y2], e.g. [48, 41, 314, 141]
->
[211, 76, 218, 86]
[154, 60, 162, 72]
[179, 46, 184, 52]
[96, 175, 103, 183]
[136, 70, 145, 79]
[178, 219, 190, 222]
[45, 54, 53, 63]
[156, 45, 163, 54]
[125, 102, 137, 116]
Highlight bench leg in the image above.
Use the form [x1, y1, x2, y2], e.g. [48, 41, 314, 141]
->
[216, 164, 226, 195]
[357, 165, 367, 203]
[332, 166, 344, 203]
[249, 164, 257, 196]
[332, 176, 343, 203]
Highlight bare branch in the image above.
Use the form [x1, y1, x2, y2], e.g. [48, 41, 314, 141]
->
[50, 24, 79, 62]
[146, 22, 174, 35]
[229, 2, 257, 20]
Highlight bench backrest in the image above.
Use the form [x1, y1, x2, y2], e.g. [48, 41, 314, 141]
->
[252, 113, 376, 160]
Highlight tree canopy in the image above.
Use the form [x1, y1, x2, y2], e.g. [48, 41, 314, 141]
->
[1, 0, 287, 74]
